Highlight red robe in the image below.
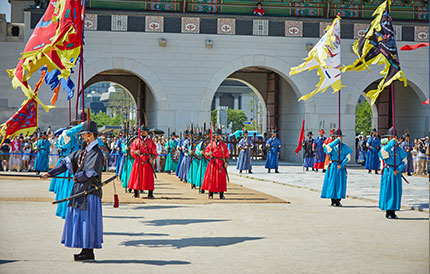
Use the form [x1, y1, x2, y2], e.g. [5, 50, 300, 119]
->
[323, 136, 334, 170]
[128, 136, 157, 190]
[202, 140, 230, 193]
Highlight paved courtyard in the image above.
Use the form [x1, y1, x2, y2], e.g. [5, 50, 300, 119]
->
[230, 161, 429, 212]
[0, 168, 428, 274]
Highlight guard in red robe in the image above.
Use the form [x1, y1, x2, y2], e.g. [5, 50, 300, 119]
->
[202, 129, 229, 199]
[128, 125, 157, 199]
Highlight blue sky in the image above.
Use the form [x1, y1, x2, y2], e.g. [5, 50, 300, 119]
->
[0, 1, 11, 22]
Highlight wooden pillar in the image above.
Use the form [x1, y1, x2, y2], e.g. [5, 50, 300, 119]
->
[266, 72, 279, 132]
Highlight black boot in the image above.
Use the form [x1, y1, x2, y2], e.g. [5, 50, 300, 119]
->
[208, 192, 213, 199]
[336, 199, 342, 207]
[74, 249, 94, 261]
[248, 170, 253, 174]
[407, 172, 411, 176]
[133, 190, 140, 198]
[322, 169, 326, 173]
[375, 170, 378, 174]
[390, 210, 398, 219]
[219, 192, 225, 199]
[200, 189, 205, 194]
[191, 184, 196, 189]
[239, 170, 242, 174]
[331, 199, 336, 206]
[148, 190, 154, 199]
[368, 170, 371, 174]
[275, 169, 279, 173]
[268, 169, 271, 173]
[306, 167, 309, 171]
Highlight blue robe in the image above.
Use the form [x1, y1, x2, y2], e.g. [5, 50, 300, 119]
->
[365, 136, 381, 171]
[236, 137, 253, 171]
[178, 138, 191, 181]
[378, 140, 407, 211]
[164, 139, 179, 172]
[114, 138, 123, 175]
[401, 140, 414, 173]
[34, 139, 51, 172]
[321, 139, 352, 199]
[265, 137, 281, 169]
[175, 138, 185, 177]
[313, 136, 326, 168]
[51, 124, 81, 219]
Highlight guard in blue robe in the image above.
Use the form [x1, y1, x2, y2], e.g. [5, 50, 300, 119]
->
[302, 131, 314, 171]
[236, 130, 253, 173]
[313, 130, 326, 171]
[265, 131, 281, 173]
[178, 131, 192, 181]
[51, 123, 81, 219]
[114, 135, 123, 175]
[42, 121, 104, 261]
[187, 133, 202, 188]
[320, 130, 352, 207]
[365, 128, 381, 174]
[34, 132, 51, 173]
[196, 130, 210, 193]
[401, 134, 414, 176]
[175, 130, 188, 177]
[378, 129, 407, 219]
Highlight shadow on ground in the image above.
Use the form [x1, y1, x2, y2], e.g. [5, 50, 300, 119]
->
[0, 260, 18, 265]
[84, 259, 190, 265]
[103, 215, 145, 219]
[131, 205, 186, 210]
[121, 237, 264, 249]
[104, 232, 169, 237]
[142, 219, 229, 226]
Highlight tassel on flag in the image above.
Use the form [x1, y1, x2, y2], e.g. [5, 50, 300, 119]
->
[342, 0, 407, 105]
[400, 43, 429, 51]
[290, 16, 343, 101]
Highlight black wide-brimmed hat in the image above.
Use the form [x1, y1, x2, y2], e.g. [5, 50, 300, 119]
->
[372, 128, 377, 133]
[271, 130, 278, 134]
[214, 128, 223, 136]
[198, 132, 203, 137]
[383, 127, 395, 137]
[140, 125, 149, 132]
[307, 131, 313, 135]
[332, 129, 345, 137]
[171, 132, 176, 137]
[184, 129, 190, 135]
[79, 121, 99, 135]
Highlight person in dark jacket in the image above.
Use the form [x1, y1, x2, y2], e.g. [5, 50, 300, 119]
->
[302, 131, 315, 171]
[42, 121, 104, 261]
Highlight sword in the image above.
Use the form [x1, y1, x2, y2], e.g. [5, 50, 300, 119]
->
[401, 174, 410, 184]
[0, 173, 72, 179]
[52, 175, 118, 204]
[219, 164, 230, 183]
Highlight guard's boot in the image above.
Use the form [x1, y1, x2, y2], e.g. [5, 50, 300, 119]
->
[268, 169, 271, 173]
[385, 211, 391, 219]
[74, 249, 94, 261]
[391, 210, 398, 219]
[239, 170, 242, 174]
[148, 190, 155, 199]
[331, 199, 336, 206]
[375, 170, 378, 174]
[322, 169, 326, 173]
[248, 170, 253, 174]
[219, 192, 225, 199]
[275, 169, 279, 173]
[200, 189, 205, 194]
[336, 199, 342, 207]
[306, 167, 309, 171]
[368, 170, 371, 174]
[208, 192, 213, 199]
[191, 184, 196, 189]
[407, 172, 411, 176]
[133, 190, 140, 198]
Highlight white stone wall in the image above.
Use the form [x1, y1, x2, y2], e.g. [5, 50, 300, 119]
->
[0, 17, 428, 162]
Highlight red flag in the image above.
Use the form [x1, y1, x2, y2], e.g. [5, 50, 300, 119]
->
[400, 43, 429, 51]
[295, 119, 305, 157]
[422, 99, 429, 105]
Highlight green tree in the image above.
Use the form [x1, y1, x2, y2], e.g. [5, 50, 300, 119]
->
[106, 84, 135, 126]
[227, 109, 247, 132]
[355, 98, 372, 135]
[92, 110, 112, 127]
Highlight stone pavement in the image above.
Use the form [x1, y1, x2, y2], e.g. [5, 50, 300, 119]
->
[0, 172, 429, 274]
[228, 161, 429, 212]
